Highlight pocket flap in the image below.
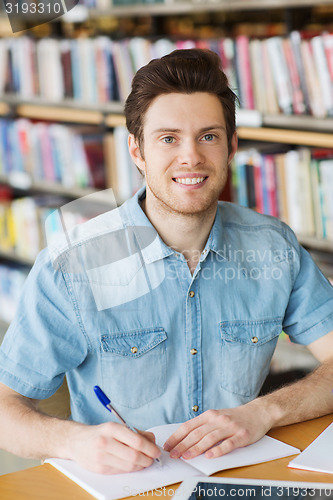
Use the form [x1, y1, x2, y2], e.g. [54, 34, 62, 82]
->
[220, 318, 282, 346]
[101, 327, 167, 357]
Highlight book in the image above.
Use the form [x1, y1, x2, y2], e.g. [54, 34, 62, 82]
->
[274, 153, 288, 224]
[235, 35, 254, 110]
[323, 32, 333, 86]
[263, 154, 278, 218]
[249, 39, 266, 114]
[45, 423, 300, 500]
[261, 39, 279, 114]
[301, 39, 326, 118]
[319, 159, 333, 240]
[310, 156, 324, 240]
[311, 35, 333, 116]
[0, 39, 8, 95]
[290, 31, 311, 114]
[36, 38, 64, 101]
[266, 37, 293, 115]
[60, 40, 73, 99]
[282, 37, 306, 115]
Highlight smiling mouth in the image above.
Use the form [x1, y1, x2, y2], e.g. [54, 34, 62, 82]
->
[173, 176, 208, 185]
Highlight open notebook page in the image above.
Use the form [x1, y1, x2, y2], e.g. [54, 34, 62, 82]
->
[150, 423, 300, 476]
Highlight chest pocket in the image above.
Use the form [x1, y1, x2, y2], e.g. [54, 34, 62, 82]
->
[219, 318, 282, 398]
[100, 327, 167, 408]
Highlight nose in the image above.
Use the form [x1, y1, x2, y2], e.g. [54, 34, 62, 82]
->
[177, 139, 205, 167]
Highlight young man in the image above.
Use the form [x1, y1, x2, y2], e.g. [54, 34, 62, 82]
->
[0, 49, 332, 475]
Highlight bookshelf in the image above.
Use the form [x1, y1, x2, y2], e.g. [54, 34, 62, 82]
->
[0, 95, 125, 126]
[0, 0, 333, 339]
[237, 127, 333, 148]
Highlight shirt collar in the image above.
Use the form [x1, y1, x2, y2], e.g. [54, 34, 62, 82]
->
[196, 206, 227, 262]
[124, 187, 227, 264]
[123, 187, 174, 264]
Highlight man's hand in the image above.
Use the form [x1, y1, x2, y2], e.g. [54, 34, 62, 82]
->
[0, 382, 161, 476]
[163, 402, 272, 460]
[69, 422, 161, 474]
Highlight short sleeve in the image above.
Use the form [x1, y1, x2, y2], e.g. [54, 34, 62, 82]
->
[0, 249, 88, 399]
[283, 238, 333, 345]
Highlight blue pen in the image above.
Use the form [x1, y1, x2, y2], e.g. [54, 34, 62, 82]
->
[94, 385, 162, 465]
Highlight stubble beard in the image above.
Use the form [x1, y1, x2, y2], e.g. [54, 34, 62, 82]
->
[145, 170, 228, 219]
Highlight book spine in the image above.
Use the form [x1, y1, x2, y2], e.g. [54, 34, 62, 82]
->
[290, 31, 311, 114]
[300, 39, 326, 118]
[266, 37, 293, 114]
[235, 35, 254, 110]
[311, 35, 333, 116]
[282, 37, 306, 115]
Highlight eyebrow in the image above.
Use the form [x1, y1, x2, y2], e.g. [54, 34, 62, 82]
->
[151, 125, 226, 134]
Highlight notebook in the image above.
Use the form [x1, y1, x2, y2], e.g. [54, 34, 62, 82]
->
[45, 423, 300, 500]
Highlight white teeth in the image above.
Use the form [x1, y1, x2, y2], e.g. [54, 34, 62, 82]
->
[174, 177, 205, 185]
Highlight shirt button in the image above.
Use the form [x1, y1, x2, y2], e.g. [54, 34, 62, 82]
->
[190, 348, 198, 355]
[192, 405, 199, 412]
[189, 291, 195, 298]
[131, 346, 138, 353]
[251, 337, 258, 344]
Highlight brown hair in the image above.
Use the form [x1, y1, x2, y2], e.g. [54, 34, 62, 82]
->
[125, 48, 238, 155]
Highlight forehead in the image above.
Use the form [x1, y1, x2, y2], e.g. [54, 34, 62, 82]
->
[143, 92, 226, 132]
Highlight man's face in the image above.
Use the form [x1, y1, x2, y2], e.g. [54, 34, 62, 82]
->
[129, 92, 237, 216]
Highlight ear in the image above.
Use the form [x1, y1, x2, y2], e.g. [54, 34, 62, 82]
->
[128, 134, 146, 174]
[228, 132, 238, 165]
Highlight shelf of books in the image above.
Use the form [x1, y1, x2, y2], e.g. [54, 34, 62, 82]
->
[1, 31, 333, 119]
[230, 146, 333, 281]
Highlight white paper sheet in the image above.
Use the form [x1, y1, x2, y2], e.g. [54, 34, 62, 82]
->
[288, 422, 333, 474]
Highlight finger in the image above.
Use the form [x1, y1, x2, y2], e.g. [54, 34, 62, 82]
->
[177, 428, 228, 459]
[204, 429, 251, 459]
[88, 435, 150, 474]
[163, 414, 207, 452]
[103, 423, 161, 460]
[96, 434, 154, 472]
[167, 423, 213, 459]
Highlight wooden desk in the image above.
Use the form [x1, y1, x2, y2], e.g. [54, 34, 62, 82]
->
[0, 414, 332, 500]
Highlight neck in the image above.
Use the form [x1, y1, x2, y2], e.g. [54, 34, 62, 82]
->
[141, 192, 217, 273]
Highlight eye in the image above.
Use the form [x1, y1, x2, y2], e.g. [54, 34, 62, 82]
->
[202, 134, 215, 142]
[162, 136, 175, 144]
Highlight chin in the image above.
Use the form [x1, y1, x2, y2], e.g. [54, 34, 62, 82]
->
[170, 198, 218, 215]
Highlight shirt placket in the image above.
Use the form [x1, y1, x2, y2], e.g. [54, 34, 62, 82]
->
[186, 267, 203, 419]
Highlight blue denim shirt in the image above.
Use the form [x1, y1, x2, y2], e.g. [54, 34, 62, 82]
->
[1, 187, 333, 430]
